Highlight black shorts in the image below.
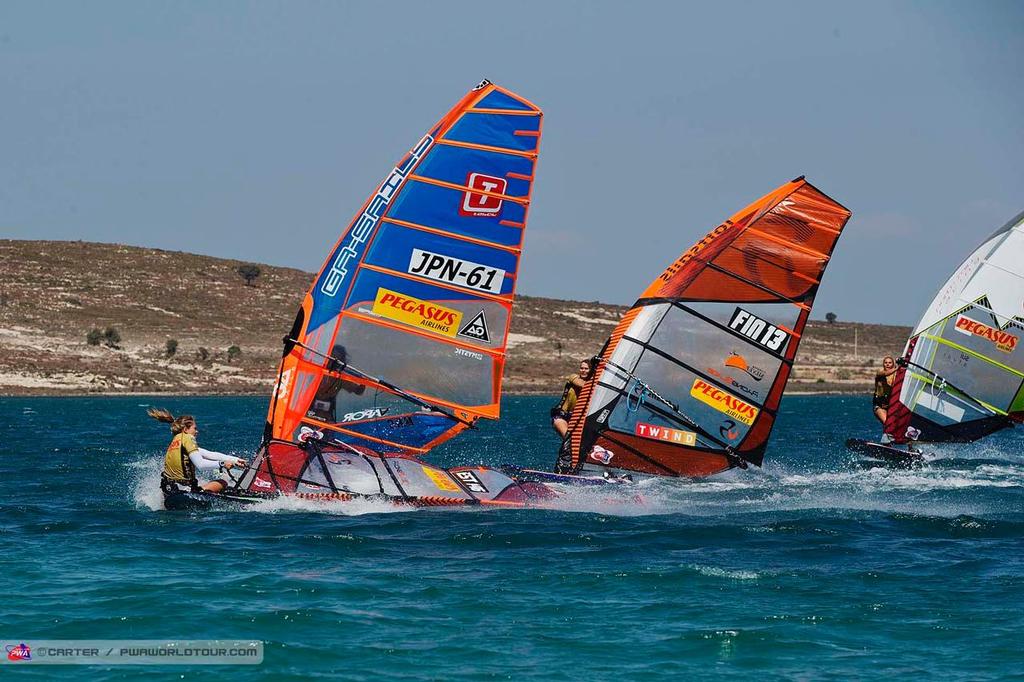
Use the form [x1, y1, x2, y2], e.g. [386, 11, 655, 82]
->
[160, 475, 198, 494]
[550, 407, 570, 422]
[873, 396, 889, 409]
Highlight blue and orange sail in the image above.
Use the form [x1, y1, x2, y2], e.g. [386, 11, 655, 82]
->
[265, 80, 543, 457]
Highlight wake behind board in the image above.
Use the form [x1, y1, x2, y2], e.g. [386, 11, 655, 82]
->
[845, 438, 926, 465]
[502, 465, 631, 488]
[164, 472, 557, 511]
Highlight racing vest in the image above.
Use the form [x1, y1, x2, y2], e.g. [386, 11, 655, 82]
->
[556, 374, 582, 414]
[163, 432, 199, 486]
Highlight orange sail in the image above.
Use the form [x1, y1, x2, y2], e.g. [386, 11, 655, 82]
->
[555, 177, 851, 478]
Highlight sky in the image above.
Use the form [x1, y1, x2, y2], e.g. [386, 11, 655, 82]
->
[2, 0, 1021, 324]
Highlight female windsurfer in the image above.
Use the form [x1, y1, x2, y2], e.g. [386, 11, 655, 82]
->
[550, 357, 595, 439]
[872, 356, 898, 424]
[148, 408, 246, 494]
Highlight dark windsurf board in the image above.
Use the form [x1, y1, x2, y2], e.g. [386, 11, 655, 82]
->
[845, 438, 927, 464]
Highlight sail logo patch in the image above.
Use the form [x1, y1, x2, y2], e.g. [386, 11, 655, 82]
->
[658, 223, 729, 285]
[634, 422, 697, 445]
[341, 407, 388, 422]
[588, 445, 615, 465]
[458, 310, 491, 343]
[705, 366, 761, 400]
[252, 476, 274, 489]
[453, 469, 489, 493]
[728, 308, 790, 352]
[371, 287, 462, 337]
[954, 314, 1018, 353]
[408, 248, 505, 294]
[725, 352, 765, 380]
[6, 643, 31, 662]
[275, 367, 294, 401]
[320, 135, 432, 297]
[422, 467, 461, 492]
[460, 172, 507, 216]
[690, 379, 759, 425]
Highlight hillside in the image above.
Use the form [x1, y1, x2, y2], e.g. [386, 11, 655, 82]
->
[0, 240, 910, 396]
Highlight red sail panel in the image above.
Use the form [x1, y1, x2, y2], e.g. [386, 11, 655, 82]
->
[882, 338, 915, 444]
[558, 178, 851, 478]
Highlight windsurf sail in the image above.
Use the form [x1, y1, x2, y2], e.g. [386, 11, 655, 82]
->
[264, 79, 542, 457]
[883, 210, 1024, 443]
[555, 177, 851, 478]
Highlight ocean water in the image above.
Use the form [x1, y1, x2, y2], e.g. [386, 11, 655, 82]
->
[2, 394, 1023, 680]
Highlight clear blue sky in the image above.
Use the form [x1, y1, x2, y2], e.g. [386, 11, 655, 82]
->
[2, 1, 1021, 324]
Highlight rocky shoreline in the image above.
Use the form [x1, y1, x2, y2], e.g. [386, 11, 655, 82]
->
[1, 240, 911, 397]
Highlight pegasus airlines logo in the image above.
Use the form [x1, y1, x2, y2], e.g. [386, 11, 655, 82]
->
[954, 314, 1018, 353]
[690, 379, 759, 426]
[460, 173, 507, 217]
[320, 135, 433, 297]
[634, 422, 697, 445]
[371, 288, 463, 337]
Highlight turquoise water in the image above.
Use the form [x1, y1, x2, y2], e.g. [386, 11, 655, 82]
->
[2, 395, 1023, 680]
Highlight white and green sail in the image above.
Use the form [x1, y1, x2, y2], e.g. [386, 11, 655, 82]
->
[884, 210, 1024, 443]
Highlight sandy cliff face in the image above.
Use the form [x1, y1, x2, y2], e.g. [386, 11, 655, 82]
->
[0, 240, 910, 396]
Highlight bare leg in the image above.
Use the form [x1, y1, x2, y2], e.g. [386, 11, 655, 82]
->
[873, 407, 887, 425]
[553, 418, 569, 439]
[202, 480, 226, 493]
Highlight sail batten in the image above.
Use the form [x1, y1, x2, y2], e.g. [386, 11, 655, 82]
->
[556, 178, 851, 478]
[381, 217, 523, 253]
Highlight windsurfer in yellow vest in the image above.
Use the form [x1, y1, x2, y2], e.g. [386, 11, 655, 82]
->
[148, 408, 246, 494]
[872, 356, 898, 424]
[550, 358, 595, 439]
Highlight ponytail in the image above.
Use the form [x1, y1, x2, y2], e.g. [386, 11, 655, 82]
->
[147, 407, 195, 435]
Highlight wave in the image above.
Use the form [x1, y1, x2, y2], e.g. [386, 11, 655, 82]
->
[689, 564, 762, 580]
[126, 438, 1024, 521]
